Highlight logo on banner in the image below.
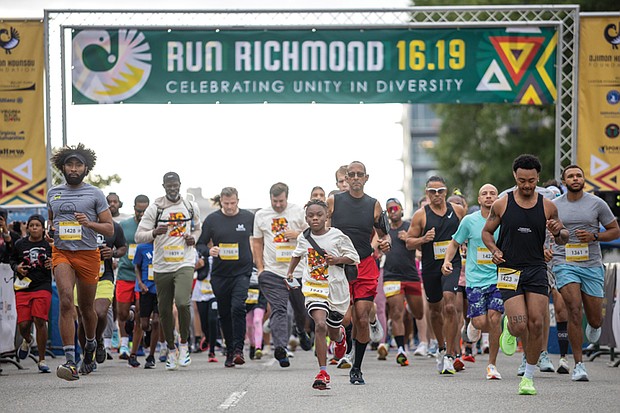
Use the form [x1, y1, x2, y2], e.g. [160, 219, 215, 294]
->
[0, 26, 20, 54]
[605, 124, 620, 139]
[607, 90, 620, 105]
[72, 29, 152, 103]
[603, 22, 620, 50]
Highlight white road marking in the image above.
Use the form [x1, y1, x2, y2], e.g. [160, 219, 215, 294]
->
[218, 391, 248, 410]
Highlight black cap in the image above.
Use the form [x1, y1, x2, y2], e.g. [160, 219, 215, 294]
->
[163, 172, 180, 183]
[64, 152, 87, 164]
[27, 214, 45, 226]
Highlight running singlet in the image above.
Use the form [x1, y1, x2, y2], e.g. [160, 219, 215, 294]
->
[497, 192, 546, 269]
[383, 221, 419, 282]
[330, 192, 376, 260]
[421, 203, 461, 275]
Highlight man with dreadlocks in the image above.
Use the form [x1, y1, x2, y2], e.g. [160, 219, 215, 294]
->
[47, 143, 114, 381]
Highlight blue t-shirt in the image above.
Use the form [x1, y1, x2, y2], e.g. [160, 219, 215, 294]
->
[133, 243, 156, 294]
[452, 211, 499, 288]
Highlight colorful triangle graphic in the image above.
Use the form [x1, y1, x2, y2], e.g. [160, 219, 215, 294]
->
[489, 36, 545, 85]
[0, 167, 28, 200]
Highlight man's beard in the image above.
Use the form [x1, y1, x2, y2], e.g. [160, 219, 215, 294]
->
[63, 171, 87, 186]
[566, 183, 584, 193]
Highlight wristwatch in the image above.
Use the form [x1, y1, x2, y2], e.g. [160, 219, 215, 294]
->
[593, 233, 599, 241]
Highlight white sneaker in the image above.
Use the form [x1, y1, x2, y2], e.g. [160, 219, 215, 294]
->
[263, 319, 271, 334]
[428, 339, 438, 357]
[178, 343, 191, 367]
[486, 363, 502, 380]
[165, 348, 179, 371]
[436, 349, 445, 372]
[369, 320, 384, 343]
[440, 355, 456, 375]
[413, 342, 428, 357]
[467, 321, 481, 343]
[557, 357, 570, 374]
[337, 354, 352, 369]
[572, 362, 589, 381]
[585, 324, 601, 344]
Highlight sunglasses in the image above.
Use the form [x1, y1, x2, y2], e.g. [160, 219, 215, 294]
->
[426, 187, 447, 195]
[387, 205, 402, 213]
[347, 171, 366, 178]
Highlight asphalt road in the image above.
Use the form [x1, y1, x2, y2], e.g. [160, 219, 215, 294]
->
[1, 345, 619, 412]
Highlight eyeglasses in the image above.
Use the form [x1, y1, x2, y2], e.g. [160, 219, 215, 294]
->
[347, 171, 366, 178]
[426, 187, 447, 195]
[387, 205, 401, 213]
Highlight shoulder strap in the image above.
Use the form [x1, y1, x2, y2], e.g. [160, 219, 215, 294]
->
[303, 228, 326, 257]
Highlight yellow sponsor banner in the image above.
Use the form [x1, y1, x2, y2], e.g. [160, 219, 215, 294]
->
[0, 21, 46, 205]
[577, 15, 620, 192]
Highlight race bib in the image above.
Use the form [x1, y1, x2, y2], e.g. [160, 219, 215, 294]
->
[246, 288, 260, 304]
[275, 245, 295, 263]
[200, 280, 213, 295]
[303, 280, 329, 300]
[383, 281, 401, 298]
[497, 267, 521, 291]
[59, 221, 82, 240]
[14, 276, 32, 291]
[163, 245, 184, 262]
[565, 243, 589, 262]
[147, 264, 154, 281]
[128, 244, 137, 260]
[99, 261, 105, 278]
[219, 243, 239, 260]
[433, 241, 450, 260]
[476, 247, 493, 265]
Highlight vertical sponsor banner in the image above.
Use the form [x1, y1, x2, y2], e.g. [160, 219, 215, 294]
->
[577, 15, 620, 191]
[0, 21, 46, 205]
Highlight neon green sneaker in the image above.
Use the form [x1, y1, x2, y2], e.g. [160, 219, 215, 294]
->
[518, 377, 537, 395]
[500, 316, 517, 356]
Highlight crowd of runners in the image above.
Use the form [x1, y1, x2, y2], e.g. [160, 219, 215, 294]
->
[1, 144, 618, 396]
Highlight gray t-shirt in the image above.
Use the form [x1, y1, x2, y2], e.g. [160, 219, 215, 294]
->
[551, 192, 616, 267]
[47, 183, 109, 251]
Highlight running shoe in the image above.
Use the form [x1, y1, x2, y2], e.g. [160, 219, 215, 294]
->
[572, 362, 589, 382]
[377, 343, 388, 360]
[428, 339, 438, 357]
[413, 342, 428, 357]
[249, 346, 256, 360]
[453, 357, 465, 371]
[585, 324, 601, 344]
[298, 329, 313, 351]
[481, 333, 490, 354]
[274, 346, 290, 368]
[144, 355, 156, 369]
[57, 361, 79, 381]
[436, 349, 446, 373]
[165, 349, 179, 371]
[440, 355, 456, 375]
[467, 321, 481, 343]
[396, 351, 409, 367]
[369, 320, 384, 343]
[349, 367, 365, 385]
[557, 357, 570, 374]
[200, 336, 209, 352]
[78, 360, 96, 375]
[337, 354, 352, 369]
[224, 353, 235, 368]
[179, 343, 191, 367]
[462, 354, 476, 363]
[517, 354, 526, 376]
[159, 346, 169, 363]
[499, 316, 517, 356]
[128, 354, 141, 368]
[334, 327, 347, 360]
[111, 328, 120, 349]
[119, 345, 130, 360]
[518, 377, 537, 395]
[105, 347, 114, 360]
[288, 335, 299, 352]
[38, 361, 51, 373]
[537, 351, 555, 372]
[486, 364, 502, 380]
[18, 338, 32, 360]
[96, 339, 106, 364]
[328, 357, 339, 365]
[262, 319, 271, 334]
[233, 350, 245, 365]
[312, 370, 331, 390]
[254, 348, 263, 360]
[208, 352, 219, 363]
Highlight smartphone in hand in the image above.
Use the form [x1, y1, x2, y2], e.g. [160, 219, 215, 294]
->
[283, 277, 301, 290]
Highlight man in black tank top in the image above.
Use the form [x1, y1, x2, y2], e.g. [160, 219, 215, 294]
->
[327, 161, 391, 385]
[406, 176, 466, 375]
[482, 154, 568, 396]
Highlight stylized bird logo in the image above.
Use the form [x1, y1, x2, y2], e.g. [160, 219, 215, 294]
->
[604, 23, 620, 50]
[0, 27, 20, 54]
[72, 29, 152, 103]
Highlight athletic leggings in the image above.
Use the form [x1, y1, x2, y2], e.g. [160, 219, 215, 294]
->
[246, 307, 266, 348]
[196, 298, 219, 352]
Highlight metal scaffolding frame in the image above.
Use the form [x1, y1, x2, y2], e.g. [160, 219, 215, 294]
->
[44, 6, 580, 187]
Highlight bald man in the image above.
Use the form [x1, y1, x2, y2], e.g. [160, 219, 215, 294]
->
[442, 184, 504, 380]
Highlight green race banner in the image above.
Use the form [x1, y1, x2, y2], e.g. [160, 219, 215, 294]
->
[72, 27, 557, 105]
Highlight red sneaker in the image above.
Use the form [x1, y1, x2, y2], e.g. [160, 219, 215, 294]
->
[453, 357, 465, 372]
[312, 370, 331, 390]
[334, 326, 347, 360]
[208, 352, 218, 363]
[328, 357, 339, 365]
[462, 354, 476, 363]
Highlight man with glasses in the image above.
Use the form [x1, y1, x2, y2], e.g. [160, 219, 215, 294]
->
[327, 161, 391, 385]
[135, 172, 201, 370]
[406, 176, 466, 375]
[115, 195, 150, 360]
